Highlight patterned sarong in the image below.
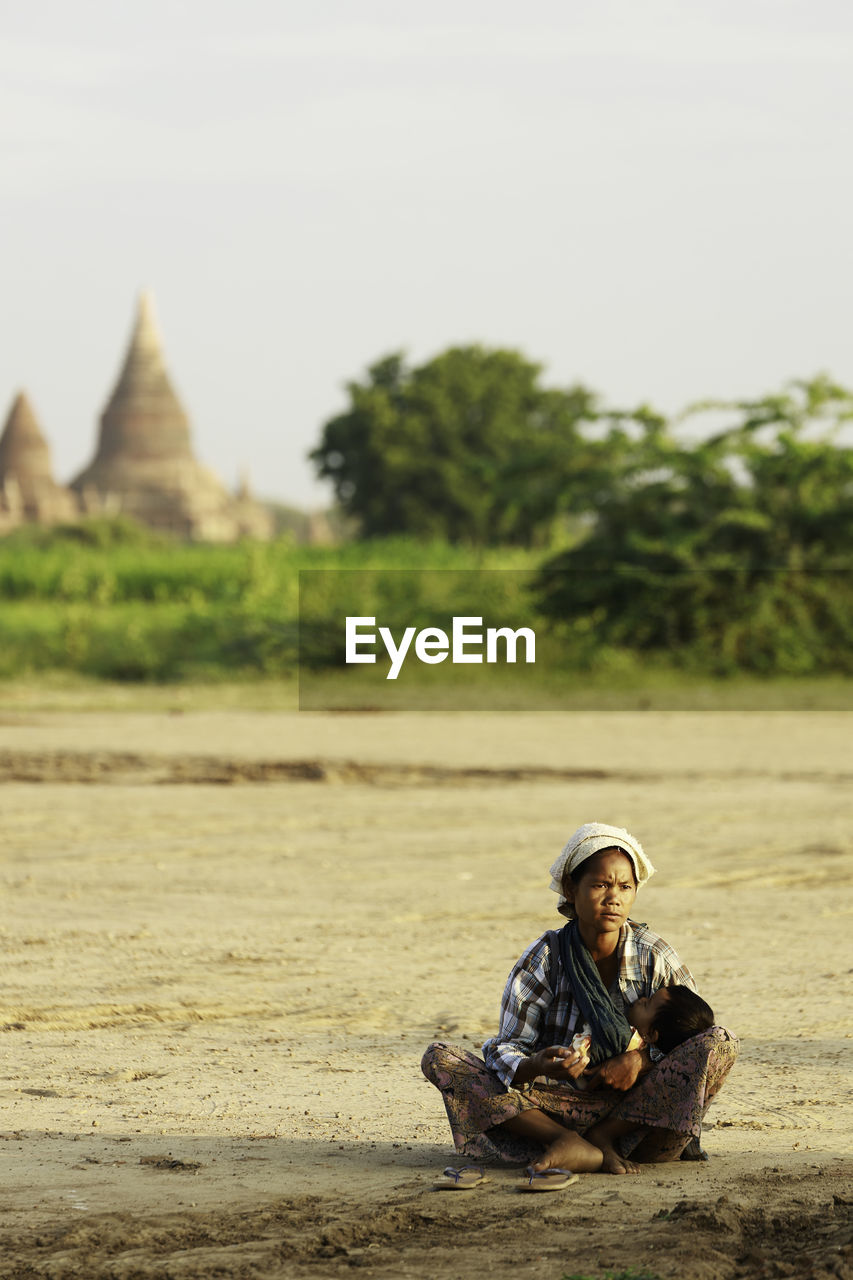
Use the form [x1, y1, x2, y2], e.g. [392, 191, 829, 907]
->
[421, 1026, 738, 1164]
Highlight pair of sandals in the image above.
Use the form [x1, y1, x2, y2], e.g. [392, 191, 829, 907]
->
[440, 1165, 578, 1192]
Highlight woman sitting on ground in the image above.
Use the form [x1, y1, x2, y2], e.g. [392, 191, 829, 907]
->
[422, 822, 738, 1176]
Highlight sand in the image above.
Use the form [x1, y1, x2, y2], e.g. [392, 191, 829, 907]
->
[0, 707, 850, 1278]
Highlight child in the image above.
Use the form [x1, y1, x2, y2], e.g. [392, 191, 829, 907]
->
[569, 985, 715, 1089]
[580, 985, 717, 1169]
[626, 984, 715, 1054]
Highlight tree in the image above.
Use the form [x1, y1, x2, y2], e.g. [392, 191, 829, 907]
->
[535, 376, 853, 672]
[309, 346, 598, 544]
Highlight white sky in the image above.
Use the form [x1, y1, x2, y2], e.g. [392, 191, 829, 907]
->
[2, 0, 852, 508]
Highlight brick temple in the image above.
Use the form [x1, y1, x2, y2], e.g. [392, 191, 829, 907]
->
[0, 294, 274, 541]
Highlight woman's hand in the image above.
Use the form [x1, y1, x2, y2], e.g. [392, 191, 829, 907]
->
[517, 1044, 590, 1085]
[534, 1045, 590, 1081]
[583, 1049, 644, 1091]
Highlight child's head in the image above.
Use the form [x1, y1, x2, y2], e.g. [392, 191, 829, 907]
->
[629, 985, 714, 1053]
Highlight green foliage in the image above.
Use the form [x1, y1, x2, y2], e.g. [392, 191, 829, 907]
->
[310, 346, 599, 544]
[2, 375, 853, 683]
[536, 377, 853, 674]
[0, 526, 539, 681]
[2, 514, 164, 550]
[298, 565, 538, 672]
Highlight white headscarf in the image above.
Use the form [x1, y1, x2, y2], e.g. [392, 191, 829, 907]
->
[549, 822, 656, 919]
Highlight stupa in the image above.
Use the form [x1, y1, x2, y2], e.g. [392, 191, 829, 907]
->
[0, 391, 77, 530]
[71, 293, 273, 541]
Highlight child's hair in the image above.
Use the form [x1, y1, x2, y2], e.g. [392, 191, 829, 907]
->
[650, 985, 714, 1052]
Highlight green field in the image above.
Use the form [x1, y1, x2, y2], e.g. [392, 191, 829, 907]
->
[0, 521, 538, 683]
[0, 519, 851, 709]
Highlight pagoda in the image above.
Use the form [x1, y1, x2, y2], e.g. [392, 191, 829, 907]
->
[0, 392, 77, 531]
[71, 293, 273, 541]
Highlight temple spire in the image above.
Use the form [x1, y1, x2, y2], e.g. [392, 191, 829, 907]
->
[0, 390, 76, 522]
[76, 290, 193, 468]
[125, 289, 167, 370]
[0, 391, 55, 489]
[69, 292, 274, 540]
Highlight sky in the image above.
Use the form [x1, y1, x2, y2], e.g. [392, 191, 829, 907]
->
[2, 0, 852, 509]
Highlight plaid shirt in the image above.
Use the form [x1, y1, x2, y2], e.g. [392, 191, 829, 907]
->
[482, 921, 696, 1088]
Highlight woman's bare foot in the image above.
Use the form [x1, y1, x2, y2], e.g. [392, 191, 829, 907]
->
[502, 1110, 603, 1174]
[584, 1116, 642, 1174]
[530, 1130, 603, 1175]
[598, 1145, 640, 1175]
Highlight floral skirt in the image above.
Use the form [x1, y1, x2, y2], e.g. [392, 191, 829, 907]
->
[421, 1027, 738, 1164]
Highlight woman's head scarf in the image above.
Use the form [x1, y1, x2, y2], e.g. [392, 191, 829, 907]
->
[549, 822, 656, 919]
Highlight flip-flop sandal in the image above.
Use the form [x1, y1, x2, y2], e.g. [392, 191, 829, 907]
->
[438, 1165, 488, 1190]
[520, 1167, 579, 1192]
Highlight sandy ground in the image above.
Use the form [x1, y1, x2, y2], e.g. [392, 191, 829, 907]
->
[0, 706, 850, 1279]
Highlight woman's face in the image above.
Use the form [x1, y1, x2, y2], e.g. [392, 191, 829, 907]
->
[565, 848, 638, 937]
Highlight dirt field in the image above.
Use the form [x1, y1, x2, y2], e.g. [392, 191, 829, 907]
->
[0, 707, 850, 1278]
